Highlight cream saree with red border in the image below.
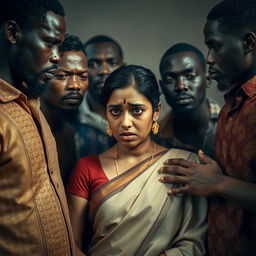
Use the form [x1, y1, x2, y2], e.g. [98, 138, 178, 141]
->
[88, 148, 207, 256]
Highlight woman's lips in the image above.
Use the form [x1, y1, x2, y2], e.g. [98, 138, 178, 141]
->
[119, 132, 136, 141]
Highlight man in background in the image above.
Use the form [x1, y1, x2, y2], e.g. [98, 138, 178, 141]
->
[41, 34, 89, 185]
[0, 0, 79, 255]
[157, 43, 220, 158]
[76, 35, 124, 157]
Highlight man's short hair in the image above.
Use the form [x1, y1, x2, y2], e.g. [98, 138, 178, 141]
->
[159, 42, 206, 74]
[60, 34, 85, 55]
[0, 0, 65, 31]
[207, 0, 256, 33]
[84, 35, 123, 60]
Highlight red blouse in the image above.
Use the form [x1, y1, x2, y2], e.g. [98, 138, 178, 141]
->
[66, 156, 109, 200]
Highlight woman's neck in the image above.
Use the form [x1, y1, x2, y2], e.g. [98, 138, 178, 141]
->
[116, 138, 154, 160]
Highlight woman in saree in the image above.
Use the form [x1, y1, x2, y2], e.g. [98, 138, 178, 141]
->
[67, 65, 208, 256]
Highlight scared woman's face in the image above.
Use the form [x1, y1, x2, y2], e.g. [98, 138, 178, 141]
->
[106, 85, 159, 149]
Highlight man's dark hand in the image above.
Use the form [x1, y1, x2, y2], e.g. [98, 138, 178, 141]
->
[159, 150, 223, 197]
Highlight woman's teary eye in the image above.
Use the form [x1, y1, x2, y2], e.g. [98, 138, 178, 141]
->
[110, 107, 121, 116]
[132, 107, 144, 115]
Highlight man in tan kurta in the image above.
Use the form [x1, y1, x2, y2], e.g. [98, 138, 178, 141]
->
[0, 80, 76, 255]
[0, 0, 78, 255]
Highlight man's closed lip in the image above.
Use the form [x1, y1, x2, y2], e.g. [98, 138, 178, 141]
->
[41, 67, 57, 81]
[44, 72, 55, 80]
[175, 95, 192, 100]
[174, 95, 193, 105]
[62, 94, 83, 103]
[208, 68, 219, 79]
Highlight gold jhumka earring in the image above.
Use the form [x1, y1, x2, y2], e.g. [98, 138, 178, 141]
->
[106, 124, 113, 136]
[152, 121, 159, 135]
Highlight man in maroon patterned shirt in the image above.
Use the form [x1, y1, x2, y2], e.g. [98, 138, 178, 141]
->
[159, 0, 256, 255]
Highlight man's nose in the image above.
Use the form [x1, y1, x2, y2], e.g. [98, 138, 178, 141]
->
[66, 75, 82, 90]
[206, 49, 215, 65]
[175, 76, 188, 92]
[99, 62, 110, 75]
[50, 47, 61, 64]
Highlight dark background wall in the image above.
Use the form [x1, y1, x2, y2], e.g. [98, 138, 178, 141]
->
[60, 0, 224, 114]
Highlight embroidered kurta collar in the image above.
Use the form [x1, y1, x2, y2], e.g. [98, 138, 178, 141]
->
[0, 78, 40, 115]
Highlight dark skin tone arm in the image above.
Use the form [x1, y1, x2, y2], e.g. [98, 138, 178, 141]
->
[159, 150, 256, 212]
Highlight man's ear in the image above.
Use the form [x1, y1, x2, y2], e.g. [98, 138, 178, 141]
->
[2, 21, 21, 44]
[243, 31, 256, 54]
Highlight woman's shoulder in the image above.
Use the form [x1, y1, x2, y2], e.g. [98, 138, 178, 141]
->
[78, 155, 99, 162]
[157, 148, 199, 163]
[154, 144, 197, 159]
[165, 148, 199, 163]
[74, 155, 102, 171]
[72, 155, 107, 182]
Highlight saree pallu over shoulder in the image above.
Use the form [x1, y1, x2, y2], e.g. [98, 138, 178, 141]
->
[88, 149, 208, 256]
